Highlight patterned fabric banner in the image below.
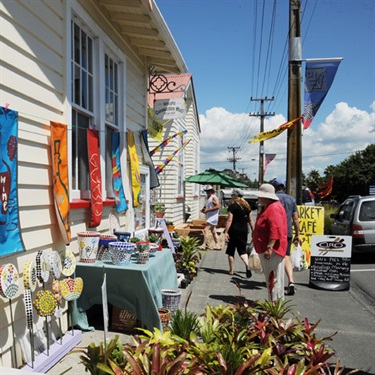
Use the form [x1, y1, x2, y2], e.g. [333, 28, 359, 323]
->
[316, 176, 334, 199]
[87, 129, 102, 227]
[141, 130, 159, 189]
[0, 106, 25, 256]
[112, 132, 128, 212]
[150, 130, 187, 156]
[248, 117, 302, 143]
[304, 58, 342, 130]
[147, 107, 171, 142]
[127, 130, 141, 207]
[51, 121, 71, 244]
[155, 139, 191, 175]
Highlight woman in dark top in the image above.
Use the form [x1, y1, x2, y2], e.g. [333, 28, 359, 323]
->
[224, 189, 254, 277]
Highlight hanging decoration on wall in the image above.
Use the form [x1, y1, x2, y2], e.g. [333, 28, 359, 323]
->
[147, 107, 171, 142]
[87, 129, 103, 227]
[155, 140, 191, 175]
[50, 122, 71, 245]
[36, 250, 50, 284]
[141, 130, 159, 189]
[111, 132, 128, 213]
[23, 260, 37, 292]
[127, 130, 142, 207]
[60, 250, 76, 277]
[0, 106, 25, 256]
[0, 263, 19, 299]
[150, 130, 187, 156]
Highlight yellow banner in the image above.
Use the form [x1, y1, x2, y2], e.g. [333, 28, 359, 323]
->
[127, 130, 141, 207]
[148, 107, 171, 142]
[249, 116, 302, 143]
[295, 205, 325, 267]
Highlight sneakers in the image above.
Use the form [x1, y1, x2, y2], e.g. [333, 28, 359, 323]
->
[285, 283, 295, 296]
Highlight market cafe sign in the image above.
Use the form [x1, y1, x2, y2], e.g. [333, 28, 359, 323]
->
[154, 98, 185, 120]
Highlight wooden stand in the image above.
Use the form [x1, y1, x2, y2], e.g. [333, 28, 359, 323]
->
[155, 218, 175, 253]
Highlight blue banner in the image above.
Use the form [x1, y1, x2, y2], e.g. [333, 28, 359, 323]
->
[112, 132, 128, 213]
[0, 106, 25, 256]
[304, 58, 342, 129]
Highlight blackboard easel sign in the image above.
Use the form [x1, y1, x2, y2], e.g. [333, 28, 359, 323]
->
[309, 235, 352, 291]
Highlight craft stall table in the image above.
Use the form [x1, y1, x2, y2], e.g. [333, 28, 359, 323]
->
[72, 248, 178, 331]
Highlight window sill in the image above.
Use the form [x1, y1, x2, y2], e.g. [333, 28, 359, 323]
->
[176, 196, 185, 201]
[70, 199, 117, 209]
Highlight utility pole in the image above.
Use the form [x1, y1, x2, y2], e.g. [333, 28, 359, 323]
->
[249, 97, 275, 186]
[227, 146, 240, 171]
[287, 0, 303, 203]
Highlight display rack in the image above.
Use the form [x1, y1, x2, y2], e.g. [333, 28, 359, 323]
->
[155, 218, 175, 253]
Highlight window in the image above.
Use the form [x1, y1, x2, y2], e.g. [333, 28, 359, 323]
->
[71, 20, 94, 196]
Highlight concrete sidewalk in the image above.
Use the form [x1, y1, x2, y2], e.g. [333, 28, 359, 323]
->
[46, 241, 375, 375]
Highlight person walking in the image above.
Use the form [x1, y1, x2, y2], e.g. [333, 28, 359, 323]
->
[200, 185, 221, 250]
[273, 178, 301, 296]
[252, 184, 288, 302]
[224, 189, 254, 277]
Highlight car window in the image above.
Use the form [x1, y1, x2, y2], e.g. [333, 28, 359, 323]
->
[337, 200, 355, 221]
[359, 200, 375, 221]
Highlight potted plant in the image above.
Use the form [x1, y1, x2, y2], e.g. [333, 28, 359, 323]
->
[178, 236, 202, 280]
[165, 220, 175, 232]
[130, 236, 140, 244]
[153, 202, 166, 218]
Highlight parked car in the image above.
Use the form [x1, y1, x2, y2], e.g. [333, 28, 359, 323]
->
[302, 187, 315, 206]
[330, 195, 375, 254]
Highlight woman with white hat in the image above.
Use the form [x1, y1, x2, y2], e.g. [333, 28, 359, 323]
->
[252, 184, 288, 302]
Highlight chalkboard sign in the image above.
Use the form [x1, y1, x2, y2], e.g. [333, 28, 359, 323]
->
[309, 235, 352, 291]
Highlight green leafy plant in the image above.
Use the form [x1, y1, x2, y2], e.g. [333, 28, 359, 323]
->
[130, 236, 140, 243]
[178, 236, 202, 275]
[147, 234, 159, 243]
[153, 202, 166, 212]
[172, 232, 180, 239]
[165, 220, 174, 226]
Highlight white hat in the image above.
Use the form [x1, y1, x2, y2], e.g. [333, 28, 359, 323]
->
[253, 184, 279, 201]
[205, 185, 214, 191]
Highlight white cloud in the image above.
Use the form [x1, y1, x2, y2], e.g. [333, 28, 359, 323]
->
[199, 102, 374, 181]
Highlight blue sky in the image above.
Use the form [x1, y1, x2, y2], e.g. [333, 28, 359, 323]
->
[157, 0, 375, 181]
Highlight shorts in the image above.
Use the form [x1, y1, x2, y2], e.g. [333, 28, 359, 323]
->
[225, 232, 247, 257]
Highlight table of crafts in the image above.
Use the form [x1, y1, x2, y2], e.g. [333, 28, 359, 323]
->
[72, 248, 178, 331]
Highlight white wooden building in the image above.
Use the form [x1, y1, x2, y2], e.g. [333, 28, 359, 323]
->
[0, 0, 192, 368]
[148, 73, 201, 227]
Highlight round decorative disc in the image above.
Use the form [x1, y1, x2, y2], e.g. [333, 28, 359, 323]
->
[23, 260, 37, 292]
[33, 290, 57, 317]
[60, 277, 83, 301]
[24, 289, 34, 330]
[36, 250, 50, 283]
[60, 251, 76, 276]
[0, 263, 20, 299]
[49, 251, 62, 279]
[52, 279, 62, 306]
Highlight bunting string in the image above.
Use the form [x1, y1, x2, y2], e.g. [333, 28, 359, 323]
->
[150, 130, 187, 156]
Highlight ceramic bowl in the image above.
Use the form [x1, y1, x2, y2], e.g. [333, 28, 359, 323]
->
[108, 242, 135, 265]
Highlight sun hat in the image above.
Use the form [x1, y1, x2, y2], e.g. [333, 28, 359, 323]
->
[273, 177, 285, 187]
[231, 188, 243, 197]
[253, 184, 279, 201]
[204, 185, 214, 191]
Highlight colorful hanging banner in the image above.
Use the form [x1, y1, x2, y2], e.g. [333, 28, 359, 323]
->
[147, 107, 170, 142]
[315, 176, 334, 199]
[112, 132, 128, 212]
[141, 130, 159, 189]
[51, 121, 71, 244]
[127, 130, 142, 207]
[264, 153, 276, 176]
[0, 106, 25, 256]
[303, 58, 342, 130]
[155, 139, 191, 175]
[150, 130, 187, 156]
[249, 117, 302, 143]
[87, 129, 102, 227]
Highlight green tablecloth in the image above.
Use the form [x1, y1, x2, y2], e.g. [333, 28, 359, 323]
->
[73, 249, 178, 331]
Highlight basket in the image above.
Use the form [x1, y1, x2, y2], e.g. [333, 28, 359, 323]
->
[161, 289, 181, 313]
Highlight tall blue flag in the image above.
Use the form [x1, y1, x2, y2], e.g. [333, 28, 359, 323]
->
[0, 106, 25, 255]
[303, 58, 342, 130]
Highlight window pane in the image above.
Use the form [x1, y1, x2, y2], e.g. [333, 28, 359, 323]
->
[104, 53, 119, 126]
[105, 126, 114, 198]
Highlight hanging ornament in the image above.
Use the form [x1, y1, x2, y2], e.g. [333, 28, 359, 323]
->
[59, 277, 83, 301]
[0, 263, 20, 299]
[60, 251, 76, 277]
[23, 260, 37, 292]
[36, 250, 50, 283]
[24, 289, 34, 330]
[33, 290, 57, 317]
[49, 251, 62, 279]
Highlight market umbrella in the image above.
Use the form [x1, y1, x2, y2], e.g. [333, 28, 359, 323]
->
[185, 170, 248, 188]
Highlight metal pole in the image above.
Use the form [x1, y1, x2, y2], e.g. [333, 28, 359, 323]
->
[287, 0, 303, 203]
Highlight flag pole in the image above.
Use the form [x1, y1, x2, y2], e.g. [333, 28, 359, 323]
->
[287, 0, 303, 204]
